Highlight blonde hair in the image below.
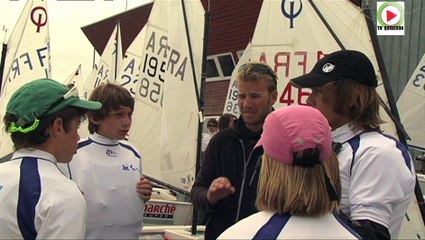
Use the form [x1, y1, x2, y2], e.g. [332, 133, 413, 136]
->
[236, 61, 277, 92]
[256, 152, 341, 216]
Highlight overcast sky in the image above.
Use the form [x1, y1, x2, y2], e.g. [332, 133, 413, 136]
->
[0, 0, 152, 82]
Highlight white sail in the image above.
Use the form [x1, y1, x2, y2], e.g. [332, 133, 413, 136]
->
[115, 26, 146, 96]
[83, 22, 123, 97]
[397, 54, 425, 151]
[223, 0, 396, 136]
[223, 42, 253, 116]
[0, 0, 51, 158]
[130, 0, 205, 191]
[63, 64, 85, 98]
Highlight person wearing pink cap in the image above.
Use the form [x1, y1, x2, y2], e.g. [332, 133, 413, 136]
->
[218, 105, 361, 239]
[291, 50, 415, 239]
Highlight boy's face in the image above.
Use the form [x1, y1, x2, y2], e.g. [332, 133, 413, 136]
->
[306, 83, 349, 130]
[95, 106, 133, 140]
[56, 116, 81, 163]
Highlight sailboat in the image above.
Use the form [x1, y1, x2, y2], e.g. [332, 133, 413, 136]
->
[0, 0, 51, 159]
[63, 64, 85, 98]
[396, 55, 425, 237]
[112, 0, 206, 236]
[83, 22, 123, 98]
[397, 53, 425, 152]
[115, 24, 146, 97]
[223, 0, 424, 238]
[224, 0, 396, 135]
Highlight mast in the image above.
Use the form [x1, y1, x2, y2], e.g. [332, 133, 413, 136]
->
[114, 21, 121, 82]
[185, 0, 210, 235]
[0, 43, 7, 94]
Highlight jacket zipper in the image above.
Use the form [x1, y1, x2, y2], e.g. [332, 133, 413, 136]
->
[235, 139, 256, 222]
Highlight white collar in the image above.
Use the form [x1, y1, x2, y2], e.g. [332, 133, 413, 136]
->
[90, 132, 120, 145]
[11, 148, 57, 165]
[332, 123, 364, 143]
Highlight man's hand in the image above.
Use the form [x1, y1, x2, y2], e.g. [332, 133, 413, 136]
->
[207, 177, 235, 207]
[137, 176, 152, 201]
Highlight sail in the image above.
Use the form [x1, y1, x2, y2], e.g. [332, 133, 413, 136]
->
[129, 0, 205, 191]
[0, 0, 51, 158]
[63, 64, 85, 98]
[223, 0, 396, 136]
[83, 22, 123, 97]
[115, 26, 147, 96]
[397, 54, 425, 151]
[223, 42, 253, 116]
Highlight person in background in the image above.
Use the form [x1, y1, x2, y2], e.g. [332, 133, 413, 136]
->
[291, 49, 415, 239]
[63, 83, 152, 239]
[0, 79, 101, 239]
[191, 61, 278, 239]
[201, 118, 218, 153]
[219, 105, 361, 239]
[218, 113, 237, 131]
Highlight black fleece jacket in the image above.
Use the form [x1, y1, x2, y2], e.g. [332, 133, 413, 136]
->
[190, 117, 263, 240]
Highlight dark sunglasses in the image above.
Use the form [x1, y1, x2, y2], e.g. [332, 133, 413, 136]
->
[208, 124, 217, 127]
[238, 63, 278, 84]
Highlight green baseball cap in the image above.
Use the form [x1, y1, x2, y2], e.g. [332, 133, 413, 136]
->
[6, 78, 102, 133]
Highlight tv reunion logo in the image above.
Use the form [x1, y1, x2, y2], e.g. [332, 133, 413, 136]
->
[377, 2, 405, 36]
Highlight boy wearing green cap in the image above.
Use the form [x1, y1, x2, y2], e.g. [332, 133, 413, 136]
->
[0, 79, 102, 239]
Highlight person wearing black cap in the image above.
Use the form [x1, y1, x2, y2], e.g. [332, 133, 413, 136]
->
[291, 50, 415, 239]
[0, 79, 102, 239]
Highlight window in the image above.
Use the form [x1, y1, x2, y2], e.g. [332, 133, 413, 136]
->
[206, 53, 236, 81]
[206, 59, 219, 78]
[218, 55, 234, 76]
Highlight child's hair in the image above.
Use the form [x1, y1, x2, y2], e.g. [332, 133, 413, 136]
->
[218, 113, 236, 130]
[88, 83, 134, 134]
[256, 151, 341, 216]
[322, 79, 384, 132]
[4, 107, 86, 150]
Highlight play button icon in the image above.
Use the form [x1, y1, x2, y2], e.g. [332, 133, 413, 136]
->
[386, 10, 397, 22]
[381, 4, 402, 25]
[377, 2, 404, 35]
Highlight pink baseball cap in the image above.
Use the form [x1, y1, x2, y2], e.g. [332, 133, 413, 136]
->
[256, 105, 332, 165]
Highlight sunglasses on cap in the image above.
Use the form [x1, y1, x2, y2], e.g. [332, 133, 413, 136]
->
[8, 85, 80, 134]
[238, 63, 278, 85]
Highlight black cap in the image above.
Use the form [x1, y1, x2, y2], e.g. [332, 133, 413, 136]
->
[291, 50, 378, 88]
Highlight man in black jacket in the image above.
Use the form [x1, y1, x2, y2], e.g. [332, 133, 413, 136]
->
[191, 62, 278, 239]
